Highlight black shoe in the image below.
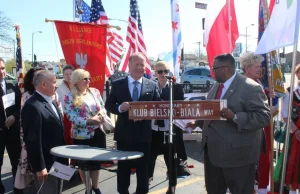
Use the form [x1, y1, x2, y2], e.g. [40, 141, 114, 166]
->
[166, 187, 175, 194]
[177, 160, 191, 177]
[92, 187, 102, 194]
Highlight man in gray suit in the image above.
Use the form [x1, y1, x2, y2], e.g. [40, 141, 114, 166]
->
[202, 54, 270, 194]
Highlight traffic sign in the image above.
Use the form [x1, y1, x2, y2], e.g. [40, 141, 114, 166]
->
[195, 2, 207, 9]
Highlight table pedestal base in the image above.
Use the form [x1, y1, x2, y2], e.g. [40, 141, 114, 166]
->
[85, 171, 91, 194]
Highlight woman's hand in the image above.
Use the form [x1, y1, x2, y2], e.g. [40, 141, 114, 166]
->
[87, 114, 104, 125]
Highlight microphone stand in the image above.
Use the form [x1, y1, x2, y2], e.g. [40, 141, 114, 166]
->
[164, 76, 177, 191]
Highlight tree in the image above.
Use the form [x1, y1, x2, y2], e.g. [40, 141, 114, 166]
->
[4, 58, 32, 74]
[0, 11, 12, 44]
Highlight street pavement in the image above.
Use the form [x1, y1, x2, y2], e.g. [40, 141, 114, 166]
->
[1, 73, 294, 194]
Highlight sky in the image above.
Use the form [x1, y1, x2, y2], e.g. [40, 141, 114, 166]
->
[0, 0, 294, 62]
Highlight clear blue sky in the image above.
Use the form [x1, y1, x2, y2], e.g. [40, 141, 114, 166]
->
[1, 0, 282, 62]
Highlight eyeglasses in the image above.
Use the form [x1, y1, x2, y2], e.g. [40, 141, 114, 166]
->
[83, 77, 90, 81]
[212, 66, 228, 71]
[156, 69, 170, 74]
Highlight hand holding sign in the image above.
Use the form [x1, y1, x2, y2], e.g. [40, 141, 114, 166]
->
[5, 115, 15, 128]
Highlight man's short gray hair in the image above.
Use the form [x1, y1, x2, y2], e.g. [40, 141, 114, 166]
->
[33, 70, 54, 87]
[240, 52, 264, 70]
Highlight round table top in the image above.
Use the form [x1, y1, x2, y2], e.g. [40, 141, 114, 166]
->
[50, 145, 144, 161]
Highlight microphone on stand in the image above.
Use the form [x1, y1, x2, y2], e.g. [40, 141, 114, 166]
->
[164, 75, 176, 82]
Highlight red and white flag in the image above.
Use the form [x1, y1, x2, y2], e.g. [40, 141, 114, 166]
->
[90, 0, 124, 77]
[118, 0, 152, 77]
[204, 0, 239, 75]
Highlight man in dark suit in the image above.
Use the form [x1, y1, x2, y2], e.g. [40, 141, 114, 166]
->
[21, 70, 66, 194]
[201, 54, 270, 194]
[0, 58, 22, 194]
[105, 52, 160, 194]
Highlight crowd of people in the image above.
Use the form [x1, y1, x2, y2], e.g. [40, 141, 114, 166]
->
[0, 51, 299, 194]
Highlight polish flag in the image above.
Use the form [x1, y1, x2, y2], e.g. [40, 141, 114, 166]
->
[204, 0, 239, 76]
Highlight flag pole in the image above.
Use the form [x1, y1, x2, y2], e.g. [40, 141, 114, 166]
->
[267, 52, 275, 194]
[228, 0, 232, 53]
[45, 18, 121, 30]
[73, 0, 76, 21]
[279, 41, 298, 194]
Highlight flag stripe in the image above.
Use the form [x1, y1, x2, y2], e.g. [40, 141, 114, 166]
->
[118, 0, 152, 76]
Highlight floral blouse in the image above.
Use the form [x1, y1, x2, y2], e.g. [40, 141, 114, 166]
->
[64, 87, 105, 140]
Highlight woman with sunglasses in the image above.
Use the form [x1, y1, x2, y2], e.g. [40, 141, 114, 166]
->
[64, 69, 106, 194]
[148, 61, 190, 194]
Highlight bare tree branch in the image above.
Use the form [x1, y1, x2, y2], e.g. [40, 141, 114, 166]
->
[0, 10, 12, 44]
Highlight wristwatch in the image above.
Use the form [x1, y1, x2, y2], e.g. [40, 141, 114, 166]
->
[233, 114, 237, 123]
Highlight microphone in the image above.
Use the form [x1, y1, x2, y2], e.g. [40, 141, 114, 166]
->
[164, 75, 176, 82]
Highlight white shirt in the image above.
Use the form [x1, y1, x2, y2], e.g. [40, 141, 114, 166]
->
[127, 75, 143, 98]
[220, 72, 237, 99]
[36, 90, 59, 118]
[0, 79, 6, 95]
[118, 75, 143, 113]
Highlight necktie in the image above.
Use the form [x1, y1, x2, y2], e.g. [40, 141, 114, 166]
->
[215, 83, 224, 99]
[132, 81, 139, 101]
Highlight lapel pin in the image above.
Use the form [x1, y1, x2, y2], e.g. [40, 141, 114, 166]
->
[230, 90, 233, 93]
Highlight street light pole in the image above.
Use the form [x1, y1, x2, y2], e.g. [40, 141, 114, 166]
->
[245, 24, 254, 52]
[32, 31, 42, 64]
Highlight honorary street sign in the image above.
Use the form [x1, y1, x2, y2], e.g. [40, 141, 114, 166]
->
[129, 100, 227, 120]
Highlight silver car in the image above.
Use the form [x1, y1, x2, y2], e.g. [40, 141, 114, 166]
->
[181, 67, 215, 93]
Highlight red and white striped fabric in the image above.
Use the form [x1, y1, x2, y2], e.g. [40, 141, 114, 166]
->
[90, 0, 124, 77]
[118, 0, 152, 76]
[204, 0, 239, 76]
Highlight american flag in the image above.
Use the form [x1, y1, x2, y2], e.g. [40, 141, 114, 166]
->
[14, 25, 24, 92]
[118, 0, 152, 77]
[75, 0, 91, 22]
[90, 0, 124, 65]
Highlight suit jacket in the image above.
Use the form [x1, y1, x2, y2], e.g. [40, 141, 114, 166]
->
[105, 76, 160, 143]
[0, 79, 21, 131]
[202, 73, 270, 168]
[21, 92, 66, 172]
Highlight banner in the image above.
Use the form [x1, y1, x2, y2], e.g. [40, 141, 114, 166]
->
[55, 21, 107, 93]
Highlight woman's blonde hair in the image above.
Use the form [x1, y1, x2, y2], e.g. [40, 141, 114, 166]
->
[154, 61, 170, 70]
[70, 69, 90, 107]
[240, 52, 264, 70]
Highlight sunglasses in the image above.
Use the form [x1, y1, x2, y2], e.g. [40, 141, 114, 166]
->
[83, 77, 91, 81]
[156, 69, 170, 74]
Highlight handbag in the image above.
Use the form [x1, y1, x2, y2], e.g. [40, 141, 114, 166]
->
[98, 109, 115, 133]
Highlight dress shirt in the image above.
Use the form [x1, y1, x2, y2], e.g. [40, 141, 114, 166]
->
[220, 72, 236, 99]
[36, 90, 59, 118]
[118, 75, 143, 113]
[1, 79, 6, 95]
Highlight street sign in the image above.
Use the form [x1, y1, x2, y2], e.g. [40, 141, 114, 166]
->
[129, 100, 227, 120]
[195, 2, 207, 9]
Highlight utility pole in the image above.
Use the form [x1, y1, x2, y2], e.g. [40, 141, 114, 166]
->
[195, 41, 201, 60]
[12, 39, 16, 59]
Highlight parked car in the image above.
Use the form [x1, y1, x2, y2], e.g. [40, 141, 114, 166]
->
[5, 73, 18, 85]
[56, 73, 63, 79]
[180, 67, 215, 93]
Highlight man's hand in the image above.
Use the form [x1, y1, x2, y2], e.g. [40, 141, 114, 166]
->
[295, 130, 300, 142]
[36, 168, 48, 182]
[5, 115, 15, 128]
[120, 102, 130, 112]
[220, 108, 235, 120]
[268, 89, 275, 98]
